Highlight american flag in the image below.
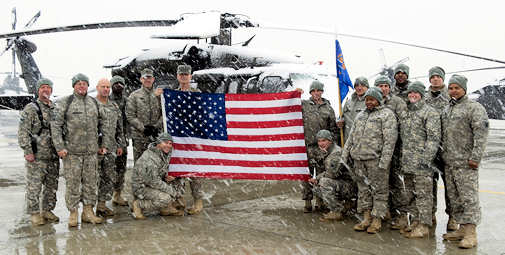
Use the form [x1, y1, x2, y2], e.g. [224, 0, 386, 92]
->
[162, 89, 310, 181]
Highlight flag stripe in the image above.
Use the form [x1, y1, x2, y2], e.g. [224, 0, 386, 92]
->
[227, 133, 305, 141]
[171, 150, 307, 161]
[225, 98, 301, 108]
[225, 105, 301, 115]
[227, 126, 303, 136]
[225, 91, 302, 101]
[173, 136, 306, 148]
[226, 119, 304, 128]
[171, 157, 308, 167]
[169, 164, 309, 174]
[173, 143, 307, 154]
[168, 172, 309, 181]
[226, 112, 302, 121]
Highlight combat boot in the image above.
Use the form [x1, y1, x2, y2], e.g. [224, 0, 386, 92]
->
[42, 211, 60, 223]
[367, 217, 382, 234]
[353, 210, 372, 231]
[459, 224, 477, 249]
[68, 209, 78, 227]
[31, 213, 45, 226]
[400, 221, 418, 235]
[175, 197, 186, 210]
[391, 214, 408, 230]
[319, 211, 343, 222]
[96, 201, 115, 217]
[404, 223, 429, 238]
[81, 205, 104, 224]
[112, 190, 128, 206]
[160, 202, 184, 216]
[188, 199, 203, 215]
[447, 216, 459, 231]
[132, 200, 146, 220]
[303, 200, 312, 213]
[443, 224, 465, 241]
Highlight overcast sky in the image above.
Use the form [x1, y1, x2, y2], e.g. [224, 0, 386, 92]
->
[1, 0, 504, 99]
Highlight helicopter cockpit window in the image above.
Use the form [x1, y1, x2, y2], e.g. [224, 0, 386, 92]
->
[261, 76, 288, 93]
[245, 77, 259, 93]
[227, 80, 240, 94]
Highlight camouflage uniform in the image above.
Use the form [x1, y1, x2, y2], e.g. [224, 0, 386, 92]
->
[312, 144, 356, 213]
[18, 99, 59, 214]
[392, 81, 411, 103]
[96, 99, 125, 203]
[110, 92, 129, 191]
[342, 105, 398, 218]
[399, 100, 441, 226]
[126, 86, 163, 162]
[441, 95, 489, 225]
[131, 145, 184, 211]
[341, 92, 366, 142]
[51, 92, 111, 210]
[301, 97, 337, 200]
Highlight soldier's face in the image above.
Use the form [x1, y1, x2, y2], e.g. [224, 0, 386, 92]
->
[157, 140, 173, 154]
[112, 83, 124, 94]
[317, 138, 331, 151]
[430, 75, 444, 90]
[365, 96, 379, 110]
[394, 72, 408, 84]
[177, 73, 192, 85]
[408, 92, 422, 103]
[140, 76, 155, 89]
[74, 81, 89, 96]
[310, 90, 323, 101]
[38, 84, 52, 100]
[377, 84, 390, 97]
[448, 83, 466, 99]
[355, 84, 368, 97]
[97, 81, 111, 97]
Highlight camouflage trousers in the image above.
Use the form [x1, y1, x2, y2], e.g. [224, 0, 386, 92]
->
[132, 137, 150, 163]
[313, 177, 356, 213]
[403, 173, 433, 226]
[63, 154, 98, 210]
[389, 155, 405, 217]
[445, 165, 481, 225]
[135, 180, 185, 211]
[432, 154, 452, 216]
[97, 153, 117, 202]
[114, 150, 127, 191]
[25, 159, 60, 214]
[302, 169, 326, 201]
[353, 158, 389, 218]
[187, 178, 204, 200]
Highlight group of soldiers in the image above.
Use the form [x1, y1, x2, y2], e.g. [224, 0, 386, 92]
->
[301, 64, 489, 249]
[18, 65, 204, 228]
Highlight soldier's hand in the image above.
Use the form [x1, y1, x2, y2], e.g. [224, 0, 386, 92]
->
[117, 148, 123, 156]
[24, 154, 35, 162]
[308, 178, 318, 185]
[468, 160, 479, 169]
[337, 119, 345, 128]
[294, 88, 304, 94]
[57, 149, 68, 158]
[98, 147, 108, 155]
[165, 175, 176, 182]
[155, 88, 163, 97]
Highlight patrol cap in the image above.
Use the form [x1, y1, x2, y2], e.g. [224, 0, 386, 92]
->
[407, 81, 426, 97]
[448, 74, 468, 92]
[374, 75, 392, 87]
[110, 75, 125, 87]
[364, 87, 383, 105]
[309, 80, 324, 92]
[177, 64, 192, 75]
[141, 68, 154, 78]
[156, 132, 173, 144]
[316, 129, 333, 141]
[354, 76, 369, 88]
[394, 64, 410, 77]
[36, 78, 53, 90]
[429, 66, 445, 81]
[72, 73, 89, 87]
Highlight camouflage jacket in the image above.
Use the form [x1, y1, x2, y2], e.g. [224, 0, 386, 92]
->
[302, 97, 337, 147]
[126, 87, 162, 139]
[342, 92, 366, 140]
[18, 99, 58, 159]
[425, 86, 450, 114]
[313, 144, 353, 182]
[177, 86, 201, 92]
[392, 81, 411, 103]
[399, 100, 441, 174]
[110, 92, 129, 148]
[441, 96, 489, 167]
[97, 98, 125, 153]
[384, 94, 407, 119]
[307, 143, 338, 175]
[342, 105, 398, 170]
[131, 145, 177, 197]
[51, 92, 111, 155]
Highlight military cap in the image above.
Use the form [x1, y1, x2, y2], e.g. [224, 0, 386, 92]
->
[36, 78, 53, 90]
[110, 75, 125, 87]
[141, 68, 154, 78]
[374, 75, 392, 87]
[407, 81, 426, 97]
[156, 132, 173, 143]
[429, 66, 445, 81]
[316, 129, 333, 141]
[394, 64, 410, 77]
[309, 80, 324, 92]
[72, 73, 89, 87]
[354, 76, 369, 88]
[448, 74, 468, 92]
[364, 87, 383, 105]
[177, 64, 192, 75]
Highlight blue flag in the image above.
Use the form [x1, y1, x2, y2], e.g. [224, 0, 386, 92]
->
[335, 40, 353, 103]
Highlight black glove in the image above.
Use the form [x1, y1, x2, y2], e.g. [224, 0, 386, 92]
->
[143, 125, 154, 137]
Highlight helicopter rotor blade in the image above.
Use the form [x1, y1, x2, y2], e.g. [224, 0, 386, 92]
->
[241, 35, 256, 46]
[388, 57, 409, 69]
[411, 66, 505, 79]
[11, 7, 17, 31]
[24, 11, 41, 29]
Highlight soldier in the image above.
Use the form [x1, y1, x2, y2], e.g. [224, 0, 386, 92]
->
[126, 68, 163, 163]
[95, 78, 125, 217]
[392, 64, 412, 103]
[131, 133, 185, 220]
[310, 130, 356, 222]
[51, 73, 110, 227]
[301, 80, 338, 213]
[425, 66, 454, 229]
[18, 78, 60, 226]
[341, 87, 397, 234]
[441, 74, 489, 249]
[174, 64, 205, 215]
[398, 82, 441, 238]
[337, 77, 368, 143]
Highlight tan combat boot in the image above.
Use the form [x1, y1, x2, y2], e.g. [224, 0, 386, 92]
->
[367, 217, 382, 234]
[400, 220, 418, 235]
[42, 211, 60, 223]
[68, 209, 78, 227]
[404, 223, 429, 238]
[391, 214, 408, 230]
[81, 205, 104, 224]
[319, 211, 343, 222]
[303, 200, 312, 213]
[459, 224, 477, 249]
[443, 223, 465, 241]
[353, 210, 372, 231]
[188, 199, 203, 215]
[175, 197, 186, 210]
[160, 202, 184, 216]
[31, 213, 45, 226]
[112, 190, 128, 206]
[447, 216, 459, 231]
[96, 201, 115, 217]
[132, 200, 146, 220]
